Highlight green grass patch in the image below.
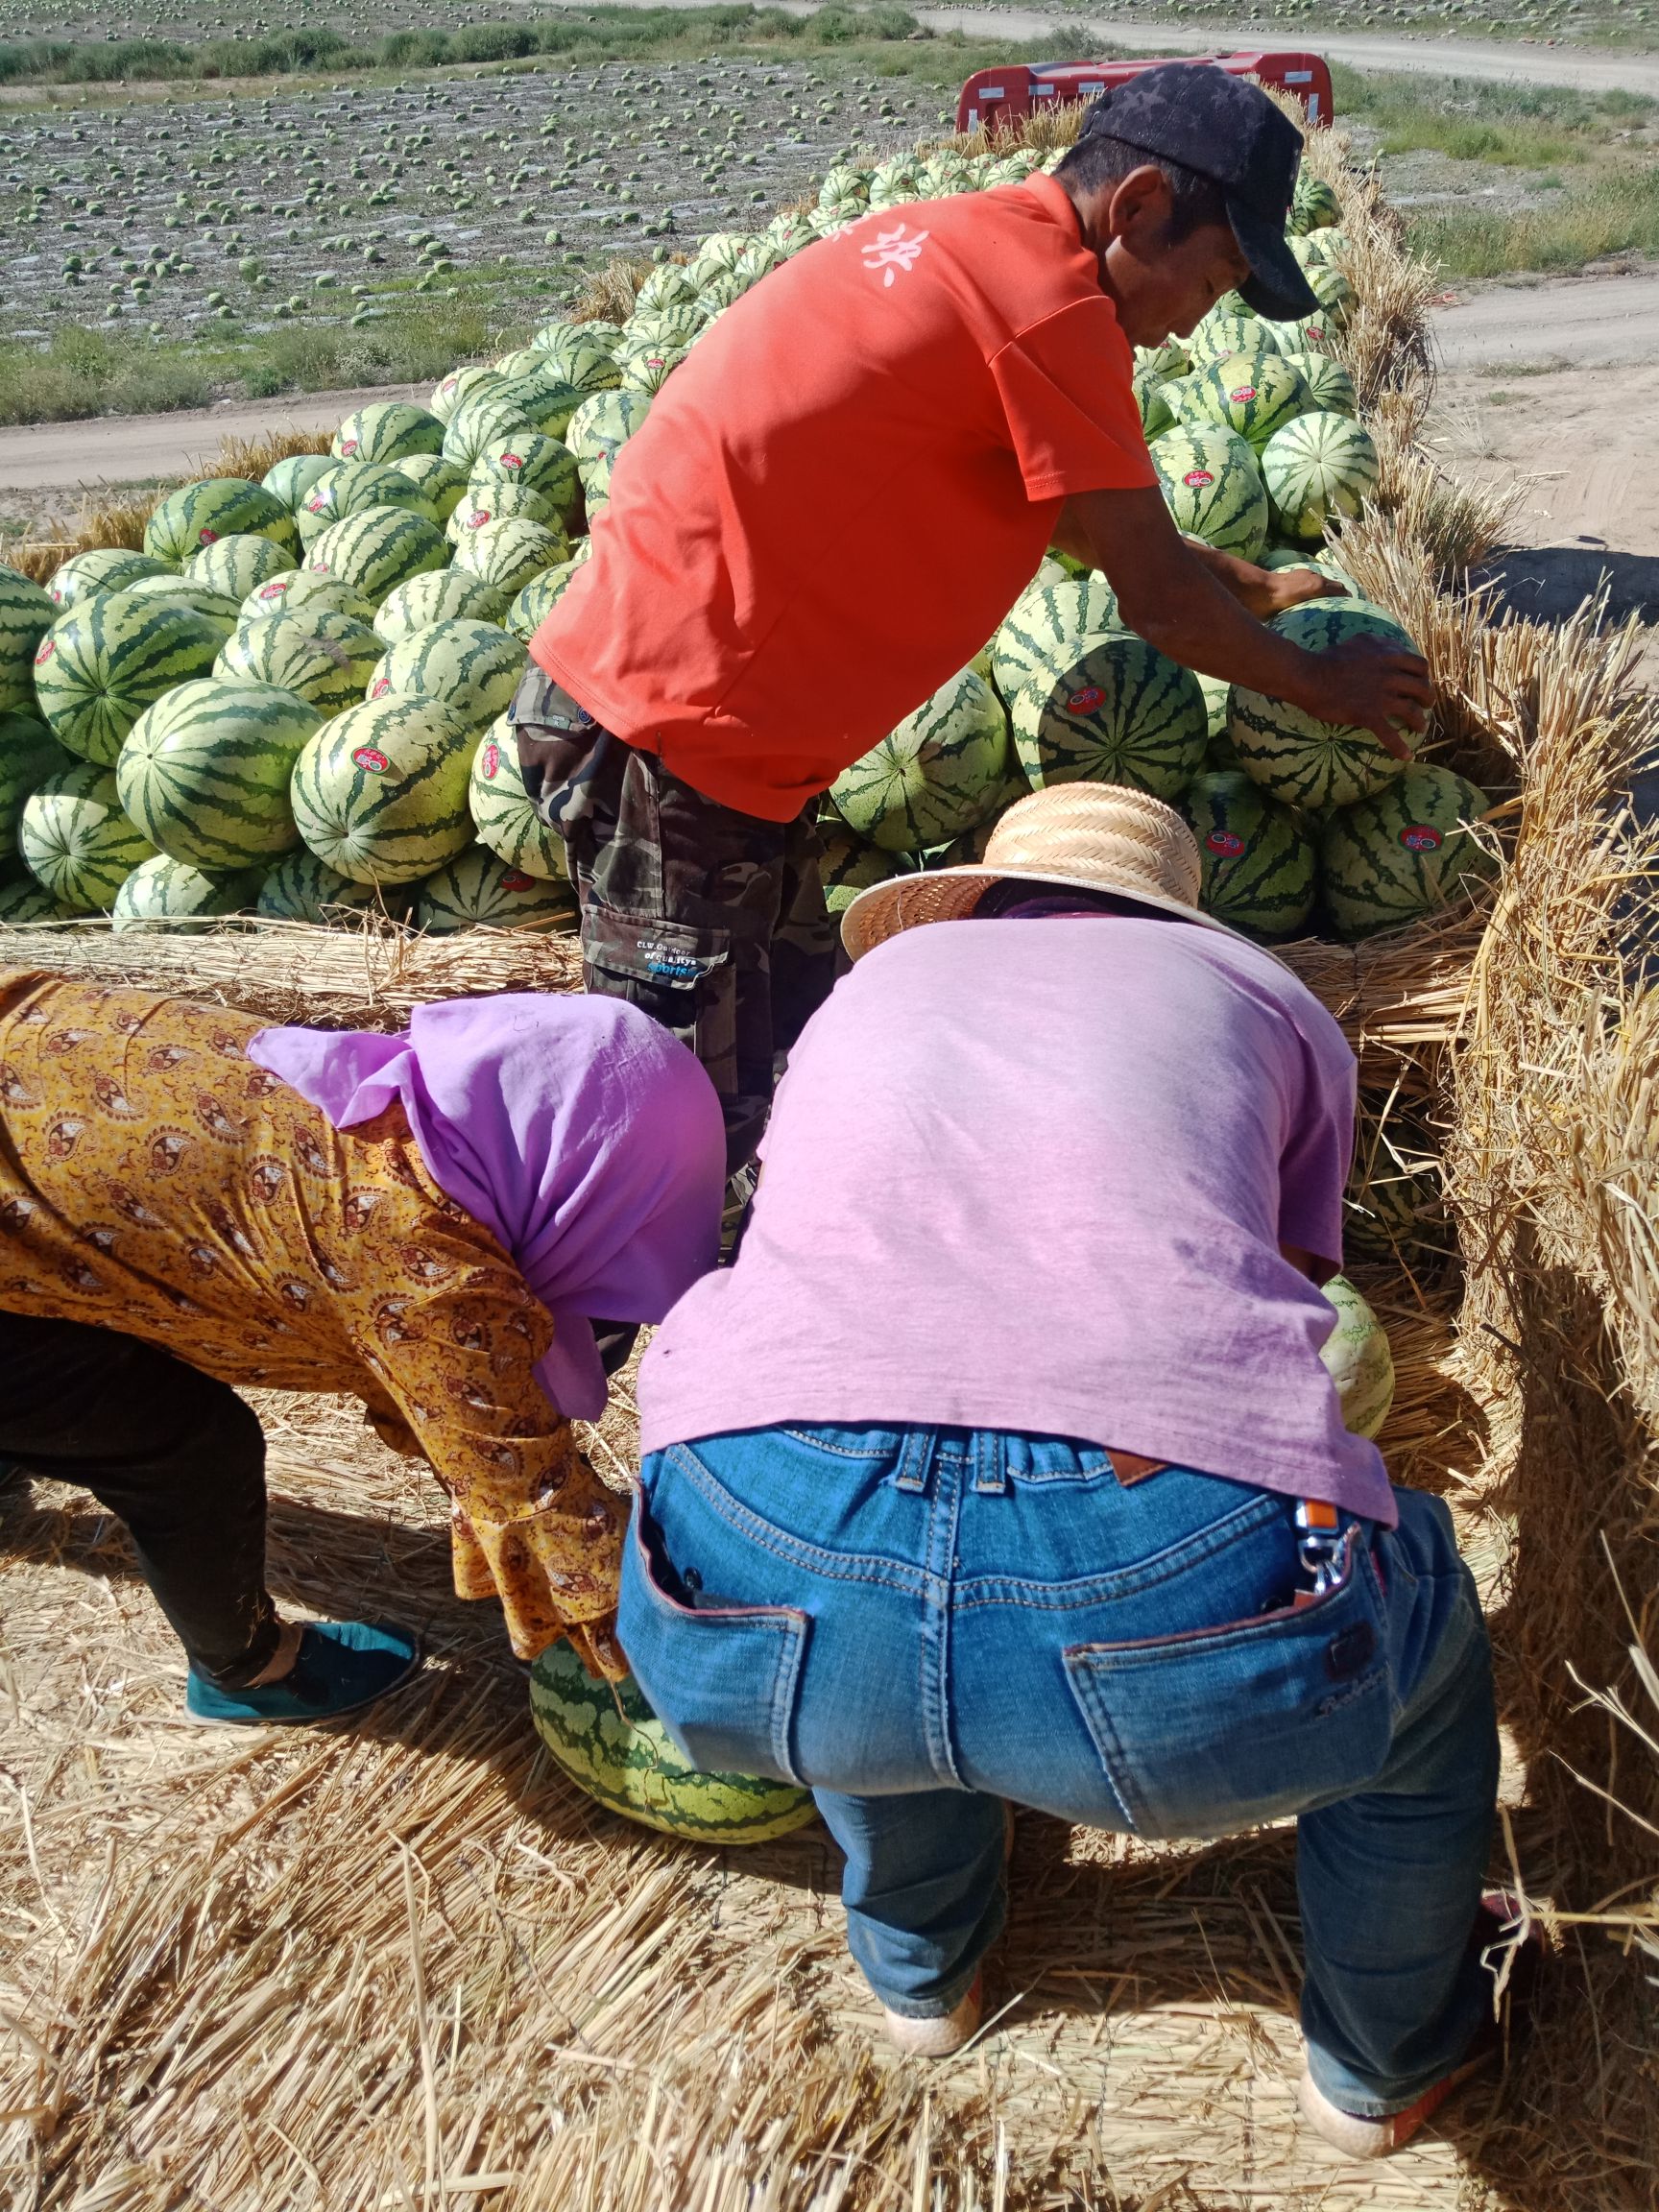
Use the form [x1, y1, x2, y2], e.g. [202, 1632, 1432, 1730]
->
[1405, 163, 1659, 276]
[1333, 61, 1655, 164]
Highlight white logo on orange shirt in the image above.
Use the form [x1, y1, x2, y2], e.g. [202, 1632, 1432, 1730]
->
[862, 223, 930, 287]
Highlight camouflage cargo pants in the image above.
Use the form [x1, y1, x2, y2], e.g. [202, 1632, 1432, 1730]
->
[511, 666, 838, 1174]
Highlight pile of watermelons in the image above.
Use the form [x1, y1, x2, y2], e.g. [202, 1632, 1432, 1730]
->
[0, 147, 1491, 945]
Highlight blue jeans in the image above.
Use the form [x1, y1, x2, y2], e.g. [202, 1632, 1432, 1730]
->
[618, 1425, 1499, 2117]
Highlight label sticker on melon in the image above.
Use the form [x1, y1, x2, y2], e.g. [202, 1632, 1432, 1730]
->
[1227, 385, 1258, 404]
[1183, 469, 1214, 489]
[1206, 830, 1245, 858]
[370, 677, 393, 698]
[501, 870, 535, 892]
[481, 742, 501, 780]
[309, 560, 332, 576]
[351, 745, 390, 773]
[305, 491, 329, 513]
[1400, 825, 1443, 854]
[197, 528, 219, 544]
[1067, 685, 1103, 712]
[257, 579, 288, 602]
[500, 453, 523, 470]
[339, 438, 359, 456]
[34, 637, 54, 664]
[466, 509, 491, 529]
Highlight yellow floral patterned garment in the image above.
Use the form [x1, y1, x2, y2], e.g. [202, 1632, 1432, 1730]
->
[0, 971, 625, 1671]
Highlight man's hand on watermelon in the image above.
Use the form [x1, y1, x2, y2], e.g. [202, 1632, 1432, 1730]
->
[1060, 486, 1432, 758]
[1183, 539, 1351, 620]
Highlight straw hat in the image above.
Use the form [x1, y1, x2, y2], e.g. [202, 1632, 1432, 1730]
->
[840, 783, 1240, 962]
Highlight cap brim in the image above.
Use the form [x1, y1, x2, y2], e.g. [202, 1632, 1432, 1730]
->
[1228, 198, 1319, 323]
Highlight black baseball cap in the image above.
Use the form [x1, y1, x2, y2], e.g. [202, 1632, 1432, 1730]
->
[1078, 63, 1318, 322]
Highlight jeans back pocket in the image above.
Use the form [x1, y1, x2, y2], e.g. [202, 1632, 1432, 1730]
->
[618, 1498, 809, 1786]
[1063, 1534, 1392, 1839]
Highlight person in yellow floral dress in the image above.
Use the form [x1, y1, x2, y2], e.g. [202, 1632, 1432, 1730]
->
[0, 971, 724, 1725]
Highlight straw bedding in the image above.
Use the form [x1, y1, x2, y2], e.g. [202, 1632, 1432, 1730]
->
[2, 111, 1656, 2212]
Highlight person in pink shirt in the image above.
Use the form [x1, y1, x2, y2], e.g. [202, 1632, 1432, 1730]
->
[616, 784, 1516, 2161]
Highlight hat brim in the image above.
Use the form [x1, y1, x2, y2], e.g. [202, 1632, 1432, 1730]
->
[839, 860, 1248, 965]
[1228, 198, 1319, 323]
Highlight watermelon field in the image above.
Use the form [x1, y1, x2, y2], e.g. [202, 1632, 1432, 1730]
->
[0, 59, 1656, 2212]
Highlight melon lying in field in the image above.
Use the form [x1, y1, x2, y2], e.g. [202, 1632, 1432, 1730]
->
[33, 592, 225, 767]
[469, 719, 568, 880]
[18, 761, 158, 914]
[830, 665, 1009, 853]
[1185, 769, 1316, 939]
[1012, 633, 1207, 802]
[1321, 763, 1495, 940]
[117, 678, 321, 871]
[414, 845, 577, 933]
[528, 1641, 816, 1844]
[112, 853, 265, 933]
[332, 400, 445, 465]
[1229, 602, 1421, 812]
[1150, 425, 1269, 561]
[145, 478, 299, 565]
[1261, 411, 1379, 543]
[1318, 1275, 1394, 1440]
[291, 693, 474, 886]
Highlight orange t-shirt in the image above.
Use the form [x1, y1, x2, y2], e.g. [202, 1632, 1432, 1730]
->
[532, 173, 1157, 823]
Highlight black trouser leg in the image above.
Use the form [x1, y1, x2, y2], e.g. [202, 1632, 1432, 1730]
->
[0, 1310, 279, 1688]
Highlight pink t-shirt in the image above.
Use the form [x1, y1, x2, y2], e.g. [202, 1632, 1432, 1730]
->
[639, 914, 1395, 1526]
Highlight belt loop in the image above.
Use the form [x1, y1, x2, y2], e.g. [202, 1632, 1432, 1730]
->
[973, 1429, 1006, 1495]
[893, 1427, 934, 1494]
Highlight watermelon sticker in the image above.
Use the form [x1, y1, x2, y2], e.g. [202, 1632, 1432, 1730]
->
[1068, 685, 1103, 712]
[339, 438, 359, 457]
[1206, 830, 1245, 858]
[34, 637, 54, 664]
[481, 742, 501, 781]
[257, 580, 288, 601]
[305, 491, 329, 513]
[500, 452, 523, 470]
[309, 560, 332, 575]
[351, 745, 390, 773]
[1183, 469, 1214, 489]
[1399, 825, 1443, 854]
[1227, 385, 1258, 404]
[467, 509, 491, 528]
[370, 677, 393, 698]
[501, 870, 535, 892]
[197, 528, 219, 544]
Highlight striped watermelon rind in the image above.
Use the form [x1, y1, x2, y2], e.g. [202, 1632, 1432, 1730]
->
[215, 610, 384, 719]
[1230, 602, 1419, 812]
[450, 517, 567, 600]
[257, 846, 405, 924]
[33, 592, 226, 767]
[383, 453, 470, 523]
[1181, 351, 1315, 455]
[446, 482, 562, 545]
[565, 389, 651, 465]
[262, 453, 336, 512]
[291, 693, 474, 885]
[1262, 412, 1380, 543]
[332, 401, 445, 465]
[111, 853, 264, 933]
[0, 863, 76, 922]
[299, 461, 444, 545]
[366, 618, 528, 732]
[117, 574, 240, 635]
[0, 712, 72, 855]
[184, 533, 297, 604]
[820, 827, 911, 918]
[1, 567, 60, 718]
[374, 569, 506, 645]
[1321, 763, 1496, 940]
[528, 1643, 816, 1843]
[1318, 1274, 1395, 1441]
[1285, 350, 1358, 420]
[505, 560, 579, 643]
[306, 509, 449, 607]
[18, 761, 159, 913]
[1012, 632, 1209, 803]
[117, 678, 322, 870]
[830, 665, 1010, 853]
[1185, 769, 1317, 939]
[240, 569, 376, 631]
[992, 577, 1124, 704]
[413, 844, 577, 933]
[469, 432, 581, 520]
[145, 478, 300, 565]
[47, 548, 174, 612]
[469, 719, 569, 880]
[1150, 426, 1269, 561]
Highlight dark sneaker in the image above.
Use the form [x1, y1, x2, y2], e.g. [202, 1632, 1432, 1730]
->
[186, 1621, 421, 1726]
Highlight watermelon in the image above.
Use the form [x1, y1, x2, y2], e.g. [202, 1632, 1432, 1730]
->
[111, 853, 264, 933]
[450, 517, 565, 601]
[262, 452, 335, 511]
[383, 453, 469, 523]
[145, 478, 299, 565]
[117, 678, 321, 870]
[505, 560, 579, 643]
[184, 533, 296, 603]
[528, 1642, 815, 1844]
[1134, 370, 1176, 441]
[443, 391, 538, 471]
[33, 593, 225, 766]
[1321, 764, 1495, 940]
[0, 864, 75, 922]
[299, 461, 443, 545]
[1138, 339, 1190, 379]
[496, 366, 589, 442]
[0, 566, 59, 716]
[1150, 426, 1269, 561]
[0, 713, 71, 854]
[1292, 175, 1343, 233]
[1182, 351, 1314, 455]
[1012, 633, 1208, 802]
[117, 573, 240, 634]
[529, 324, 622, 393]
[257, 846, 399, 924]
[1318, 1275, 1395, 1441]
[332, 401, 445, 465]
[240, 568, 375, 630]
[830, 666, 1009, 853]
[469, 432, 581, 522]
[430, 363, 508, 425]
[820, 828, 912, 918]
[1185, 769, 1316, 938]
[46, 548, 172, 611]
[306, 509, 449, 605]
[1189, 311, 1280, 366]
[375, 568, 505, 644]
[1262, 413, 1380, 544]
[565, 389, 651, 469]
[413, 845, 576, 933]
[18, 762, 158, 913]
[291, 694, 474, 885]
[992, 577, 1123, 703]
[618, 347, 685, 398]
[1306, 262, 1355, 326]
[215, 610, 383, 719]
[446, 482, 564, 545]
[1230, 601, 1420, 811]
[1346, 1116, 1450, 1261]
[634, 263, 699, 313]
[469, 719, 569, 880]
[367, 618, 527, 731]
[1286, 350, 1358, 419]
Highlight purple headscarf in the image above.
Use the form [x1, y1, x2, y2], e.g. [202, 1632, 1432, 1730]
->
[248, 994, 725, 1420]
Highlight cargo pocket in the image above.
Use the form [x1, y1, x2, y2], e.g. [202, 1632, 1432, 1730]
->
[1063, 1531, 1393, 1839]
[617, 1498, 809, 1785]
[582, 904, 734, 1078]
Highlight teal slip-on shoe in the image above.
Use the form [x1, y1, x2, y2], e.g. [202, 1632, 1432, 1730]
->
[186, 1620, 421, 1726]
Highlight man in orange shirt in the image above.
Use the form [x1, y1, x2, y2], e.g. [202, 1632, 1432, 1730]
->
[514, 67, 1431, 1171]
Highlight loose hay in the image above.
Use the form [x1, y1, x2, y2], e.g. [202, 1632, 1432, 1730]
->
[1, 103, 1656, 2212]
